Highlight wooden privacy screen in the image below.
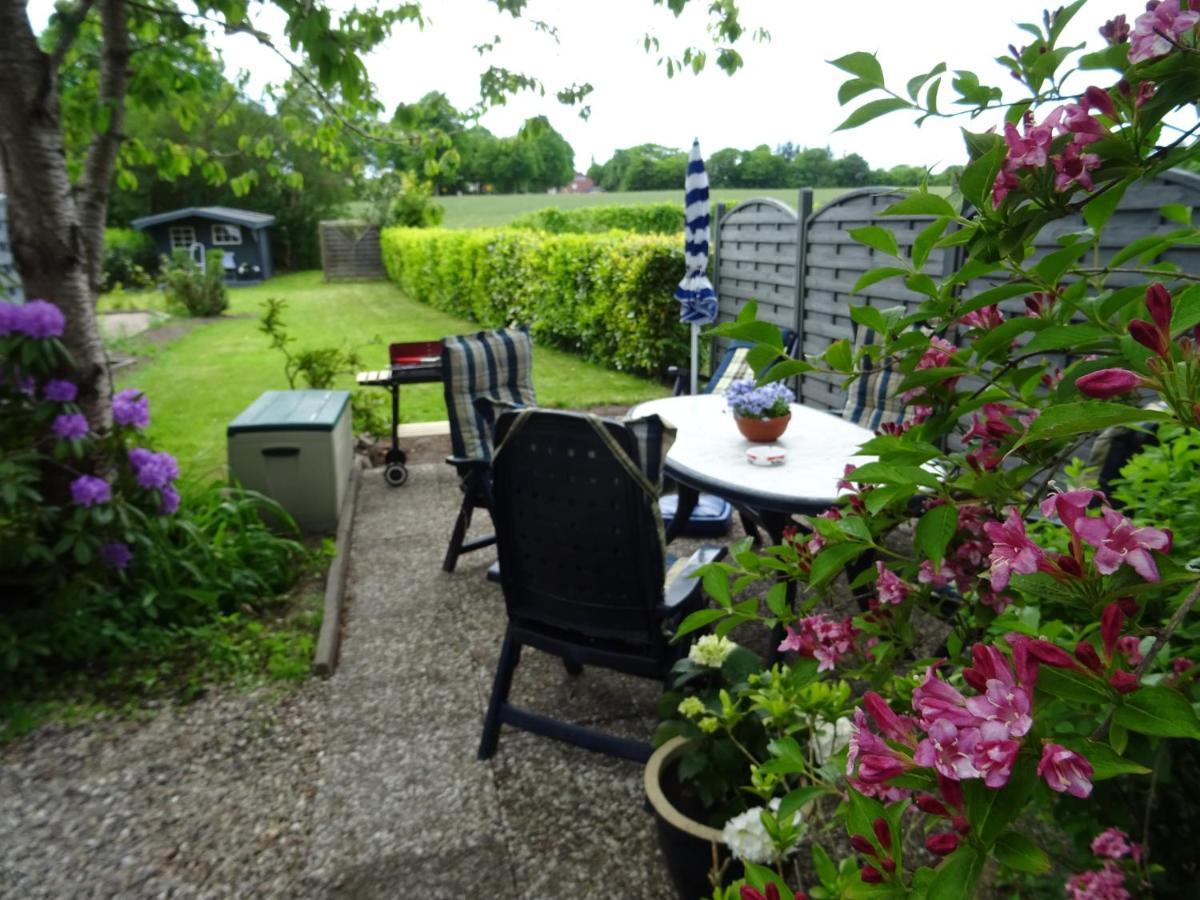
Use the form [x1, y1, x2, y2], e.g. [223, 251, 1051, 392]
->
[712, 169, 1200, 415]
[319, 221, 385, 281]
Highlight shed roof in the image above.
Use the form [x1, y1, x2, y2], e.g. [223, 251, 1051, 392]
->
[131, 206, 276, 231]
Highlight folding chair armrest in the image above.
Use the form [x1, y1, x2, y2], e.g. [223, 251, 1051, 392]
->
[658, 545, 725, 619]
[445, 455, 489, 473]
[666, 365, 690, 396]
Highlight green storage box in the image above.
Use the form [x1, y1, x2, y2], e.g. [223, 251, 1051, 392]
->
[227, 390, 353, 533]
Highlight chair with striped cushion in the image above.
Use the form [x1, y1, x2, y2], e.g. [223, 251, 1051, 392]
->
[478, 408, 722, 762]
[440, 328, 536, 573]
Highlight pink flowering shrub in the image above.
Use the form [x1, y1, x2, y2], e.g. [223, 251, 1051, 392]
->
[677, 3, 1200, 896]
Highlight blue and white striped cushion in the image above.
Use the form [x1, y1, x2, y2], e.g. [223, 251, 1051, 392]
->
[622, 413, 676, 491]
[841, 327, 906, 430]
[441, 328, 536, 462]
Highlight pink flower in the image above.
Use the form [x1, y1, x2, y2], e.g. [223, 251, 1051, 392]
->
[1065, 861, 1130, 900]
[1129, 0, 1200, 63]
[972, 720, 1021, 788]
[959, 305, 1003, 331]
[963, 402, 1017, 444]
[1041, 489, 1104, 534]
[864, 691, 917, 743]
[913, 667, 979, 730]
[1117, 635, 1145, 665]
[1037, 743, 1094, 798]
[778, 614, 856, 672]
[914, 719, 982, 781]
[837, 463, 858, 491]
[1076, 368, 1141, 399]
[983, 508, 1045, 591]
[964, 642, 1037, 693]
[1135, 81, 1156, 110]
[1059, 102, 1108, 146]
[965, 677, 1033, 738]
[992, 165, 1020, 206]
[847, 706, 913, 783]
[1004, 108, 1061, 169]
[1053, 142, 1102, 192]
[1075, 507, 1172, 582]
[875, 561, 907, 605]
[1091, 827, 1133, 860]
[918, 559, 954, 588]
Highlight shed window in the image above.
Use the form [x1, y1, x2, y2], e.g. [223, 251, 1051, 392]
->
[169, 226, 196, 250]
[211, 223, 242, 246]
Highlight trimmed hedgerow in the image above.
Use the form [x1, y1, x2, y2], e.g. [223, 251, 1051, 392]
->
[380, 226, 689, 375]
[508, 202, 684, 235]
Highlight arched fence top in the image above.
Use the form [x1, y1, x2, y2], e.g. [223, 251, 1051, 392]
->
[719, 196, 799, 224]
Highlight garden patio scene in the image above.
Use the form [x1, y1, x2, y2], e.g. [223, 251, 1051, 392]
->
[4, 1, 1200, 898]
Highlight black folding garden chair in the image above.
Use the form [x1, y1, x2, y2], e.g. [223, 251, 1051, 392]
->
[440, 328, 536, 573]
[478, 409, 721, 763]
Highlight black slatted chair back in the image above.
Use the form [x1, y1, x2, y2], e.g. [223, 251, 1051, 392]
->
[490, 410, 666, 650]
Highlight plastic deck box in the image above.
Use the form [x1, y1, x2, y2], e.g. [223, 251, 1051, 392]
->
[227, 390, 352, 533]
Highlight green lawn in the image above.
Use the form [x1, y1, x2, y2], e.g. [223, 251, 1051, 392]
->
[107, 272, 666, 484]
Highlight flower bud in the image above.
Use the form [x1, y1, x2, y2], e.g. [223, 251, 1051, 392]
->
[1076, 368, 1140, 399]
[1055, 554, 1083, 578]
[850, 834, 876, 856]
[882, 859, 896, 873]
[926, 832, 960, 856]
[1145, 283, 1172, 334]
[1084, 85, 1116, 118]
[860, 865, 884, 884]
[873, 817, 892, 851]
[1075, 641, 1104, 673]
[1109, 670, 1139, 694]
[952, 815, 972, 835]
[1172, 658, 1194, 675]
[1101, 604, 1124, 659]
[915, 794, 948, 816]
[1117, 597, 1140, 618]
[1129, 319, 1169, 357]
[1024, 638, 1077, 669]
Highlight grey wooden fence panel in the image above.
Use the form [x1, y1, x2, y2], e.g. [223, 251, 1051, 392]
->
[319, 221, 385, 281]
[797, 188, 956, 412]
[0, 195, 22, 303]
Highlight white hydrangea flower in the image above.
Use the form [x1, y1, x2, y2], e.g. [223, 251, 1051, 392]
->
[810, 716, 854, 765]
[689, 634, 737, 667]
[721, 799, 802, 865]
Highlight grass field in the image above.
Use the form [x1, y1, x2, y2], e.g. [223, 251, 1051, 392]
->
[106, 273, 666, 483]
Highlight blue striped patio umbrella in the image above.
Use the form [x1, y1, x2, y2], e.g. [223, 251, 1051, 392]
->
[675, 139, 717, 394]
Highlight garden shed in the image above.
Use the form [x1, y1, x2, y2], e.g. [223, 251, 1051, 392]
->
[131, 206, 276, 282]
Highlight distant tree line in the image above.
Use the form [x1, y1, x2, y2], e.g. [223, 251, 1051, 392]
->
[586, 143, 958, 191]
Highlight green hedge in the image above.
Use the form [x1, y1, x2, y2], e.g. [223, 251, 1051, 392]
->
[508, 202, 684, 235]
[380, 227, 689, 375]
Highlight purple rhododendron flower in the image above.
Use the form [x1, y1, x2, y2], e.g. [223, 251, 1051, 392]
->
[129, 448, 179, 490]
[17, 300, 66, 339]
[52, 412, 89, 441]
[43, 379, 78, 403]
[112, 388, 150, 429]
[99, 541, 133, 570]
[159, 484, 180, 515]
[70, 475, 111, 507]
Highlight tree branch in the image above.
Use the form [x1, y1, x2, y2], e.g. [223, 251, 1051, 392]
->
[47, 0, 98, 71]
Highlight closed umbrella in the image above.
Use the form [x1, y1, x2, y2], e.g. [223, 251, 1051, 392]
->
[675, 139, 717, 395]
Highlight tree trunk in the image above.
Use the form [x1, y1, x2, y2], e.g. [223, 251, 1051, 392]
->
[0, 0, 126, 428]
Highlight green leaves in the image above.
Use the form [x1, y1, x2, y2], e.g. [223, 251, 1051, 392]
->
[926, 845, 986, 900]
[993, 831, 1051, 874]
[830, 51, 885, 85]
[1114, 685, 1200, 739]
[1019, 402, 1175, 446]
[916, 504, 957, 567]
[835, 98, 913, 132]
[848, 225, 900, 259]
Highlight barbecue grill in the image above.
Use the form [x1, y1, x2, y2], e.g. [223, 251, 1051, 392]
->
[355, 340, 444, 486]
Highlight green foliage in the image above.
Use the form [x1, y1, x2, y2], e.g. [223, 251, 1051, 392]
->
[102, 228, 157, 291]
[509, 202, 684, 235]
[258, 297, 360, 389]
[1112, 426, 1200, 558]
[365, 170, 444, 228]
[160, 250, 228, 317]
[380, 226, 688, 375]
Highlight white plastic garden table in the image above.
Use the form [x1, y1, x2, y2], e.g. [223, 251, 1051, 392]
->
[629, 393, 875, 543]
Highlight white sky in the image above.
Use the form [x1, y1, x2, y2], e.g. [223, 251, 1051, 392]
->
[30, 0, 1138, 172]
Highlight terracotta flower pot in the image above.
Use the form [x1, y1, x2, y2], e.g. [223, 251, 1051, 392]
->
[734, 412, 791, 442]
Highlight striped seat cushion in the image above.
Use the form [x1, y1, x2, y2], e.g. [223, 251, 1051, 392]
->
[841, 327, 906, 431]
[705, 329, 798, 396]
[442, 328, 536, 462]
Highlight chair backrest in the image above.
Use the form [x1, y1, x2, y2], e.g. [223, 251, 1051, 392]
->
[705, 328, 799, 396]
[490, 409, 669, 649]
[840, 326, 907, 431]
[441, 328, 536, 462]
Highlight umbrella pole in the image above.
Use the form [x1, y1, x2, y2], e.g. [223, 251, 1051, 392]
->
[690, 323, 699, 395]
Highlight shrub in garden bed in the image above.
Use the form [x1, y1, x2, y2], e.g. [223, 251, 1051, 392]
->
[659, 4, 1200, 898]
[0, 298, 306, 683]
[102, 228, 158, 292]
[380, 226, 688, 375]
